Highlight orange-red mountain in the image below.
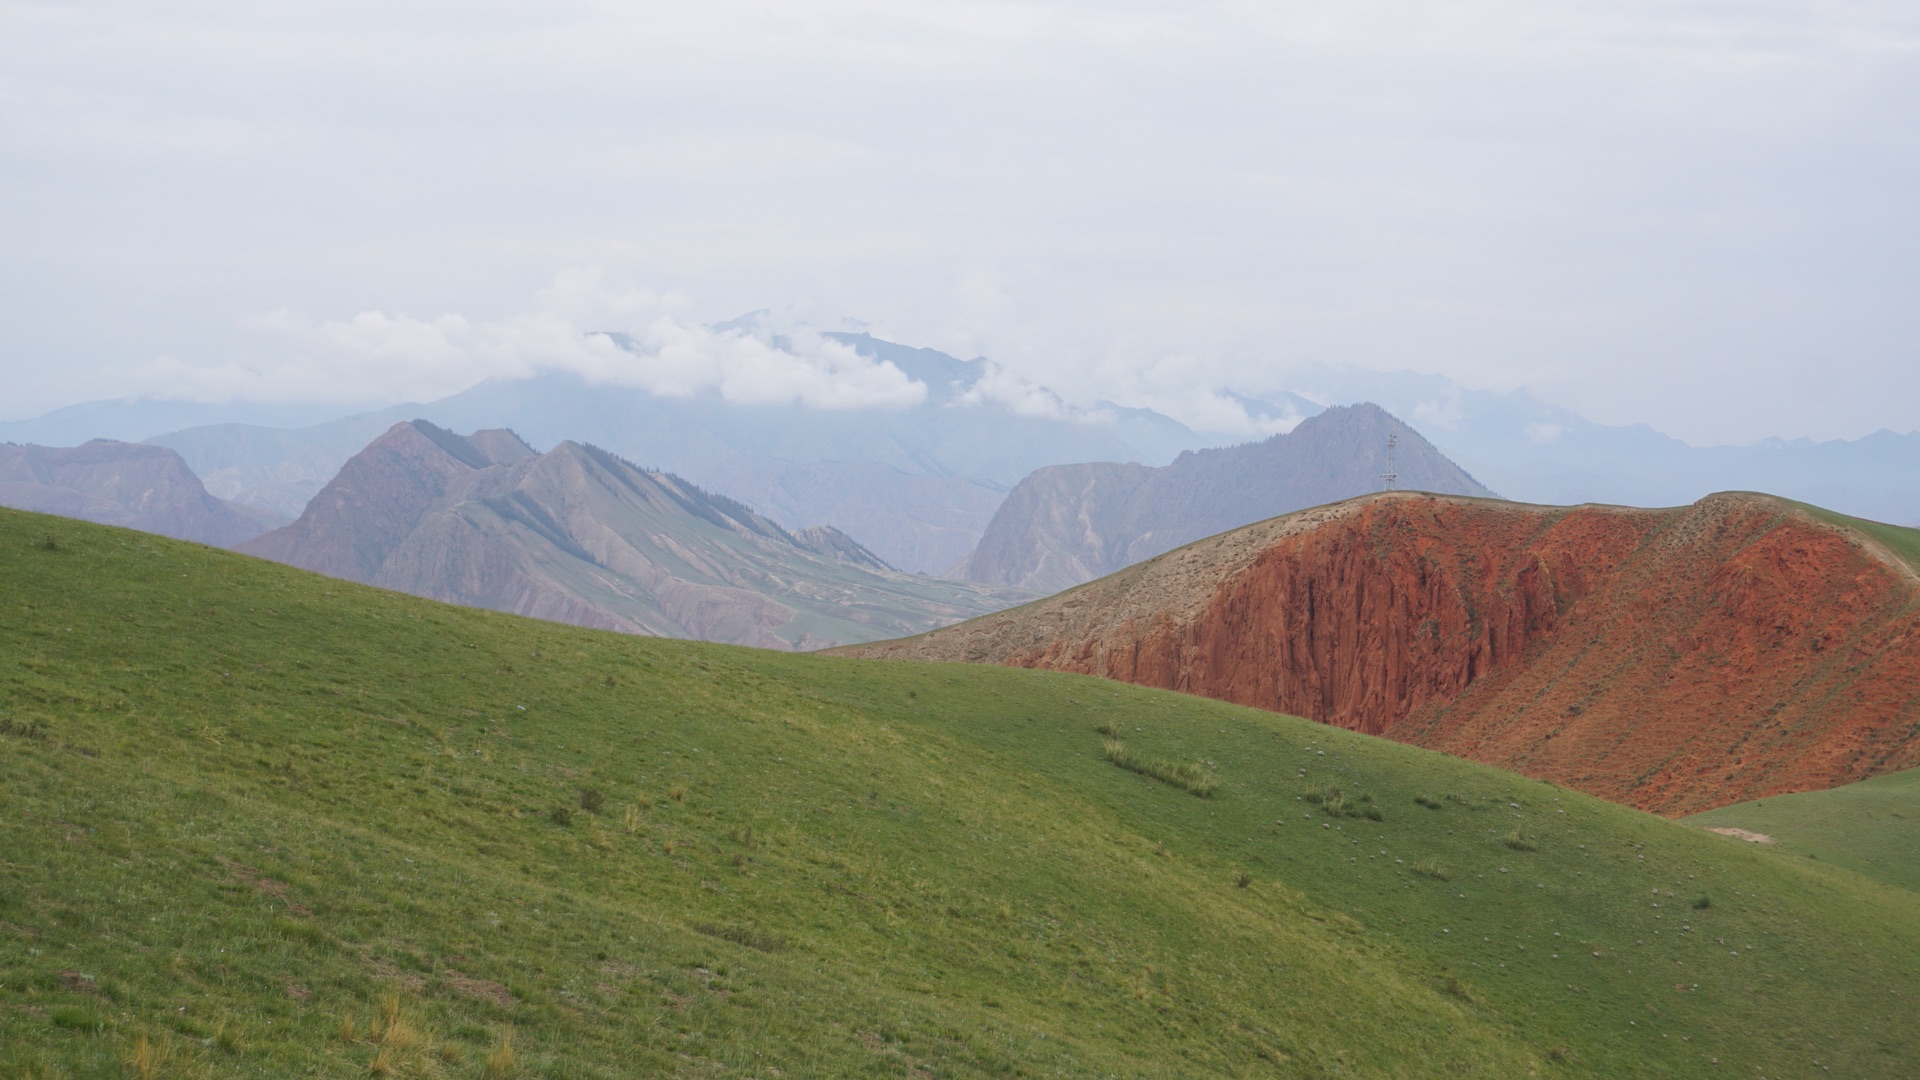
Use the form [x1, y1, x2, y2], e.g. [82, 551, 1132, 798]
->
[843, 492, 1920, 815]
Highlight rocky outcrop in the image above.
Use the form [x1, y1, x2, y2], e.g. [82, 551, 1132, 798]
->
[790, 525, 894, 570]
[240, 421, 1027, 649]
[955, 404, 1495, 593]
[842, 492, 1920, 815]
[0, 440, 282, 546]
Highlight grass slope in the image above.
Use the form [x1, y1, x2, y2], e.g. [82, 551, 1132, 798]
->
[1686, 767, 1920, 893]
[4, 507, 1919, 1079]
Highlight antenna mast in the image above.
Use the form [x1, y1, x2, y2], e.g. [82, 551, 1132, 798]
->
[1379, 434, 1398, 491]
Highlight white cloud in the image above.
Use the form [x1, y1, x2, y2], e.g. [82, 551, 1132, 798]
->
[624, 319, 926, 410]
[1128, 388, 1309, 438]
[1526, 421, 1566, 445]
[1249, 406, 1308, 437]
[955, 360, 1095, 421]
[1411, 393, 1468, 433]
[126, 274, 927, 411]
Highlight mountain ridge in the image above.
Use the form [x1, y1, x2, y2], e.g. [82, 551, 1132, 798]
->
[240, 420, 1023, 649]
[955, 403, 1496, 592]
[844, 490, 1920, 815]
[0, 439, 283, 547]
[13, 351, 1920, 535]
[134, 334, 1210, 572]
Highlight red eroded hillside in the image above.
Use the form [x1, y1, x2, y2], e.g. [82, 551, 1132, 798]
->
[842, 493, 1920, 815]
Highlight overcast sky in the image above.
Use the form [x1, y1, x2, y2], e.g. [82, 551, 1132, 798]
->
[3, 1, 1916, 444]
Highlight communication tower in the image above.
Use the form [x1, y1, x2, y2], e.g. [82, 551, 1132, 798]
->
[1379, 434, 1398, 491]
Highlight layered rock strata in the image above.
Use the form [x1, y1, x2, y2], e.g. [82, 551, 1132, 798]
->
[842, 492, 1920, 815]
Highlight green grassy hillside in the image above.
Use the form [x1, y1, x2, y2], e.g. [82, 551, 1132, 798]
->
[1794, 498, 1920, 574]
[1686, 767, 1920, 893]
[4, 507, 1919, 1079]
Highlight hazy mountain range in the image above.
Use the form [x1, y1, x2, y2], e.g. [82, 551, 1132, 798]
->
[0, 440, 284, 547]
[6, 329, 1919, 581]
[238, 420, 1028, 649]
[957, 404, 1495, 593]
[1251, 369, 1920, 526]
[8, 332, 1202, 575]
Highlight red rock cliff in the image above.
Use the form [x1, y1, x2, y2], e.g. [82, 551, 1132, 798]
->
[841, 493, 1920, 815]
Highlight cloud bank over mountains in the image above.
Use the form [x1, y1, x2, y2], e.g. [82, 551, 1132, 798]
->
[6, 2, 1917, 443]
[130, 282, 930, 414]
[117, 270, 1302, 436]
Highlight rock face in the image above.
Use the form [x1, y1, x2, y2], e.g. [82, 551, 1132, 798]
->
[841, 492, 1920, 815]
[0, 440, 282, 546]
[240, 421, 1026, 650]
[790, 525, 894, 570]
[955, 403, 1495, 593]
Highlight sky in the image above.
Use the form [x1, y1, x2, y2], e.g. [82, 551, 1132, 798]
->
[3, 0, 1917, 445]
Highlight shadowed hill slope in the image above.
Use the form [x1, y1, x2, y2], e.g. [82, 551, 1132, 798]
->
[7, 507, 1920, 1076]
[240, 420, 1024, 649]
[845, 491, 1920, 816]
[0, 439, 281, 546]
[955, 403, 1495, 593]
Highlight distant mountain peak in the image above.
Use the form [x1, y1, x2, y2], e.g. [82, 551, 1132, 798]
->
[0, 439, 282, 546]
[707, 309, 776, 335]
[958, 402, 1494, 593]
[240, 423, 1024, 648]
[396, 419, 522, 469]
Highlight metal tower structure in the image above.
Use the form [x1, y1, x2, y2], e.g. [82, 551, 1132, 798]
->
[1380, 434, 1398, 491]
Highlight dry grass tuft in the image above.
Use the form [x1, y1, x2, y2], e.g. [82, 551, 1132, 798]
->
[356, 989, 444, 1076]
[373, 991, 422, 1052]
[484, 1031, 518, 1079]
[124, 1032, 170, 1080]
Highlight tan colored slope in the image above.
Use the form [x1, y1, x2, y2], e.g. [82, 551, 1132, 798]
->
[838, 491, 1920, 815]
